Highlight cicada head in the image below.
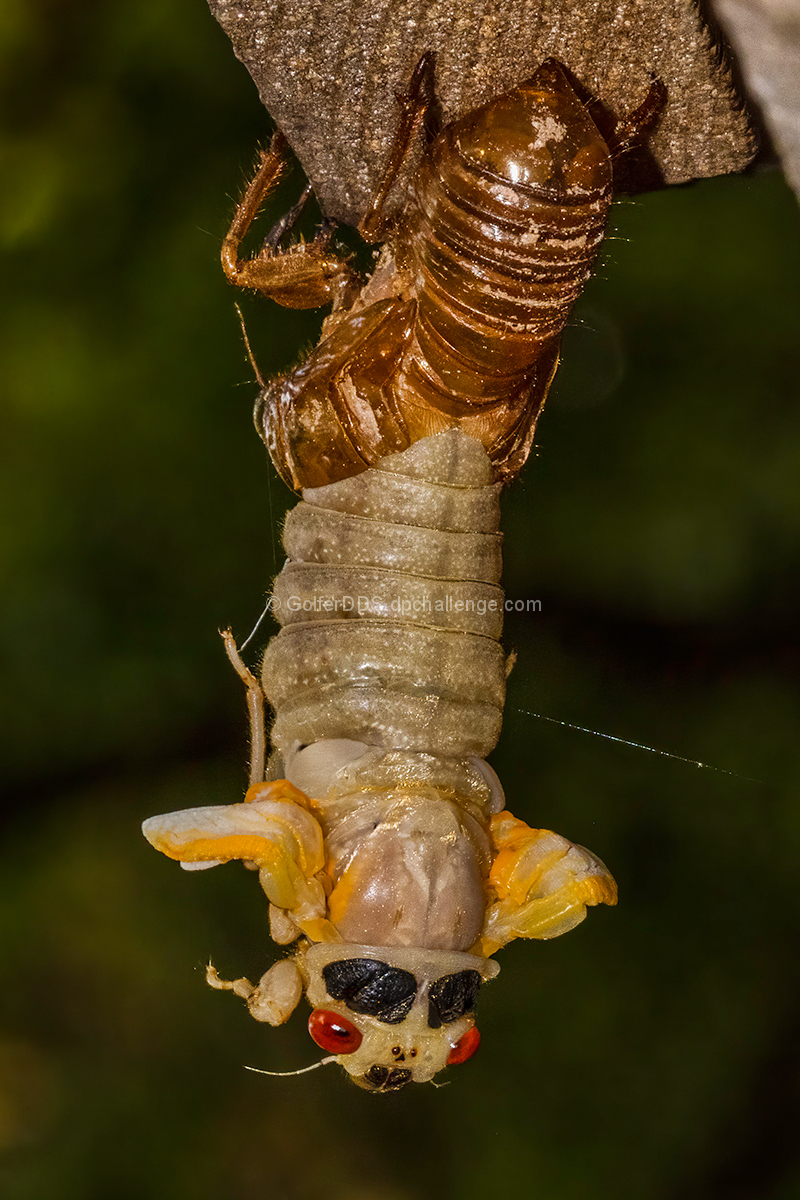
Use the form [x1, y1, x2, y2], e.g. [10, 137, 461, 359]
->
[299, 942, 499, 1089]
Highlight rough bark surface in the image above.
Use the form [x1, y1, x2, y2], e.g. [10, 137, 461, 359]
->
[209, 0, 756, 225]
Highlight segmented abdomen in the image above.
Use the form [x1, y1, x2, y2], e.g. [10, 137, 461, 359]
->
[263, 430, 507, 759]
[399, 62, 613, 413]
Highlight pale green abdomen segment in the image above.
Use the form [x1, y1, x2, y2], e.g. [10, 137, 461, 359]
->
[262, 430, 507, 759]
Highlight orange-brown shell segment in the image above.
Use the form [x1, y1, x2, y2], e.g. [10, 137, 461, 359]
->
[260, 60, 634, 491]
[398, 59, 613, 415]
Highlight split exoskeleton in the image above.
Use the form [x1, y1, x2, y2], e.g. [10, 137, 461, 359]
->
[143, 57, 663, 1090]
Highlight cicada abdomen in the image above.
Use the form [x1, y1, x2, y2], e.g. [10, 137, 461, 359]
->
[396, 60, 611, 441]
[265, 428, 505, 759]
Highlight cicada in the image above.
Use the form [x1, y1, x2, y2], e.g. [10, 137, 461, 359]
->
[143, 57, 663, 1091]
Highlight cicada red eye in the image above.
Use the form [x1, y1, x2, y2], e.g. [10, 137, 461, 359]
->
[308, 1009, 363, 1054]
[447, 1026, 481, 1065]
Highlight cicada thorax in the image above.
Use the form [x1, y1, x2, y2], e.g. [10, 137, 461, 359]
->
[259, 59, 615, 491]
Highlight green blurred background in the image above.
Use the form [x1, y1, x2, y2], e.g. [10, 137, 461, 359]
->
[2, 2, 799, 1198]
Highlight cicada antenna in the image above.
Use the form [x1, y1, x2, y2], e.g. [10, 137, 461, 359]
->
[235, 302, 267, 390]
[244, 1058, 338, 1077]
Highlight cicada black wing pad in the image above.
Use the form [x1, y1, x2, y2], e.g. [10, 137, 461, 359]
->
[322, 958, 417, 1024]
[427, 970, 482, 1028]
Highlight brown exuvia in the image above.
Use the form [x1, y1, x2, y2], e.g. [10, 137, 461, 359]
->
[143, 57, 663, 1089]
[223, 56, 664, 488]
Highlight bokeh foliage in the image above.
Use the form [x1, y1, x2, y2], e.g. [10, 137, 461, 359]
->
[1, 2, 799, 1198]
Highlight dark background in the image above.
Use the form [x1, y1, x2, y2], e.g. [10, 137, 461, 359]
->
[2, 2, 799, 1198]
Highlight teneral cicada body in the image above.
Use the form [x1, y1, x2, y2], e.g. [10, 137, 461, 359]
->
[143, 57, 663, 1089]
[144, 432, 616, 1089]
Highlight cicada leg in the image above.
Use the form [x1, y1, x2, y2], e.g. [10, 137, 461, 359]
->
[220, 627, 267, 788]
[222, 131, 359, 310]
[358, 51, 439, 243]
[589, 73, 668, 190]
[206, 959, 303, 1026]
[605, 75, 668, 190]
[607, 77, 669, 157]
[479, 812, 618, 954]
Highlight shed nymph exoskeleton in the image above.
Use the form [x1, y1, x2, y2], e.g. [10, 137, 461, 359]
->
[143, 56, 664, 1090]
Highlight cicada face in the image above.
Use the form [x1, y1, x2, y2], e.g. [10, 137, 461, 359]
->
[301, 942, 499, 1089]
